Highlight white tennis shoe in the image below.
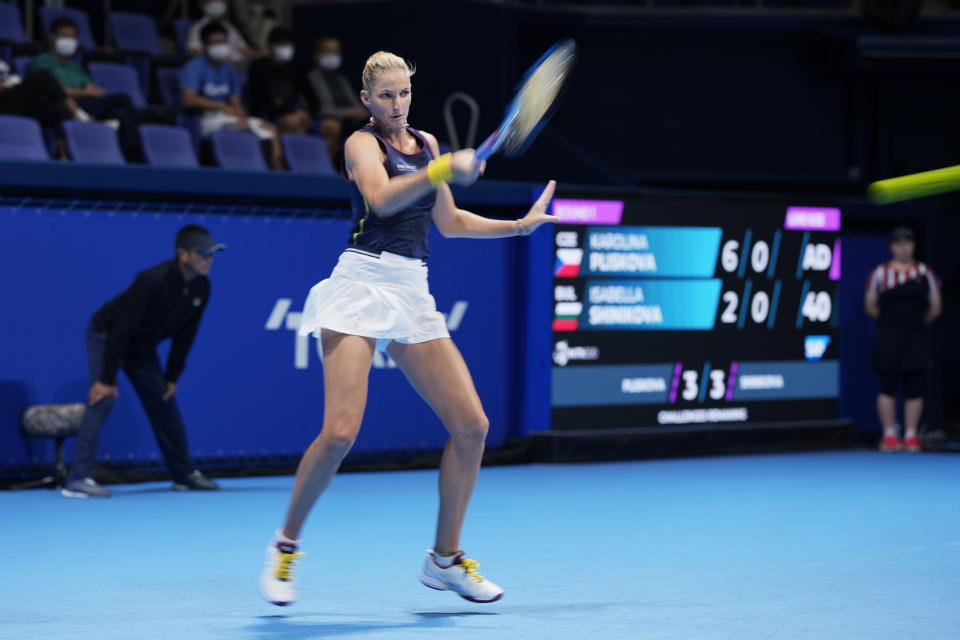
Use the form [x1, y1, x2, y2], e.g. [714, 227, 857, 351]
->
[259, 530, 302, 606]
[418, 549, 504, 603]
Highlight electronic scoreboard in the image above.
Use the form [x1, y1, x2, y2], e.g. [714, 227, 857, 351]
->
[549, 191, 840, 430]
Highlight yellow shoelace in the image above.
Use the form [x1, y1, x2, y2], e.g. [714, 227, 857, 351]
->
[274, 551, 304, 581]
[460, 558, 484, 583]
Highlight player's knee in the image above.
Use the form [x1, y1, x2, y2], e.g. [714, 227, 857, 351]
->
[451, 411, 489, 446]
[320, 422, 359, 459]
[322, 433, 355, 459]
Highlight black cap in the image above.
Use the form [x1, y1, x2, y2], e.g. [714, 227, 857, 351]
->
[178, 231, 227, 256]
[889, 227, 915, 242]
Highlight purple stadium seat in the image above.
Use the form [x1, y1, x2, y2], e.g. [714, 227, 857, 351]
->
[173, 19, 194, 55]
[13, 56, 33, 79]
[62, 121, 126, 164]
[0, 115, 51, 161]
[140, 124, 198, 167]
[87, 63, 147, 108]
[209, 130, 267, 171]
[156, 66, 181, 107]
[0, 3, 27, 45]
[281, 134, 336, 175]
[109, 12, 163, 56]
[40, 7, 98, 50]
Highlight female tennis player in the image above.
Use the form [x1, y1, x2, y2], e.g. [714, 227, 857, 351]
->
[259, 51, 558, 606]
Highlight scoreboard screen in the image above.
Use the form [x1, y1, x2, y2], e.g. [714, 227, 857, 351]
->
[549, 190, 840, 430]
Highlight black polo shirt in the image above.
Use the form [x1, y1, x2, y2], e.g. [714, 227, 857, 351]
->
[91, 260, 210, 385]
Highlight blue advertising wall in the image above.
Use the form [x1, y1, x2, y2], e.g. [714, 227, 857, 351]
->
[0, 204, 520, 473]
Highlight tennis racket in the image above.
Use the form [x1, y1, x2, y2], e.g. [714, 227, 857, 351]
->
[475, 39, 576, 161]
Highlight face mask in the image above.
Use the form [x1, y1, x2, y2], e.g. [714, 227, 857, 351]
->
[273, 45, 294, 63]
[318, 53, 341, 72]
[204, 1, 227, 18]
[207, 43, 231, 62]
[54, 37, 78, 57]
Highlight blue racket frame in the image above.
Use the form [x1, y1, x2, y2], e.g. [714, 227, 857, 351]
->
[475, 39, 575, 161]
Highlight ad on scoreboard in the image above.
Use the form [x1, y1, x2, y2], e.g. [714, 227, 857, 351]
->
[549, 192, 840, 430]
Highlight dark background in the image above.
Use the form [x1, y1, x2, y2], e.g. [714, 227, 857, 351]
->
[290, 0, 959, 438]
[3, 0, 957, 458]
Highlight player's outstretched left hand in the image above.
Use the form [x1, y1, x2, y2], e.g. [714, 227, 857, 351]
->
[519, 180, 559, 234]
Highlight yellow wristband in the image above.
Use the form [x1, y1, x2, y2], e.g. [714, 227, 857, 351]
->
[427, 153, 453, 187]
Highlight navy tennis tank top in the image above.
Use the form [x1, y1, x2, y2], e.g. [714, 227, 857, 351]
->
[347, 124, 436, 259]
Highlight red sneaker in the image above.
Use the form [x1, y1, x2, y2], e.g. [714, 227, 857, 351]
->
[903, 435, 922, 453]
[880, 434, 902, 452]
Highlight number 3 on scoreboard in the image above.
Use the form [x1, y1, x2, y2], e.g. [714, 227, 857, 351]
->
[709, 370, 726, 401]
[681, 370, 699, 401]
[681, 369, 727, 402]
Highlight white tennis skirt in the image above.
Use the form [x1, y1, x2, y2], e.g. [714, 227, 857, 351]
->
[298, 249, 450, 352]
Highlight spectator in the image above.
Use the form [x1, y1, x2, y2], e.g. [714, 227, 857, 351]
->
[187, 0, 257, 67]
[246, 26, 318, 136]
[181, 21, 283, 170]
[308, 36, 368, 159]
[864, 226, 942, 453]
[61, 225, 224, 499]
[29, 17, 141, 161]
[0, 63, 89, 128]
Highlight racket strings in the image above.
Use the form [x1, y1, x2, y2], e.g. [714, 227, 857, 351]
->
[501, 42, 575, 156]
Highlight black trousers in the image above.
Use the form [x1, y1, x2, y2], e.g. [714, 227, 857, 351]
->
[0, 69, 73, 127]
[68, 324, 195, 483]
[75, 93, 141, 159]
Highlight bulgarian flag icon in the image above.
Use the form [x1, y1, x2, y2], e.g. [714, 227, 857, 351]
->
[554, 248, 583, 278]
[553, 302, 582, 332]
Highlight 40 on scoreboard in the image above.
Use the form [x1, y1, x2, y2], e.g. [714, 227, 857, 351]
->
[549, 191, 840, 430]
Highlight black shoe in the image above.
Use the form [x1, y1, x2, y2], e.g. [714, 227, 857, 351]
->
[172, 470, 220, 491]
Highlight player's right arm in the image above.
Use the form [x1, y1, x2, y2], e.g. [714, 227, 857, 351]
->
[343, 131, 480, 217]
[864, 268, 881, 320]
[925, 270, 942, 325]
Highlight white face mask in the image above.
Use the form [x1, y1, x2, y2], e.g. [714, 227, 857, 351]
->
[204, 1, 227, 18]
[318, 53, 341, 72]
[207, 43, 231, 62]
[54, 37, 78, 57]
[273, 45, 294, 63]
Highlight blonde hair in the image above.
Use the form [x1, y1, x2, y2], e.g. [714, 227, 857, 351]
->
[361, 51, 415, 92]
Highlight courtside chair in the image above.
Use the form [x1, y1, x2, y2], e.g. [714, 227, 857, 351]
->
[140, 124, 198, 167]
[88, 62, 147, 108]
[210, 130, 268, 171]
[62, 120, 126, 164]
[39, 7, 98, 50]
[12, 404, 85, 490]
[281, 134, 336, 175]
[0, 115, 51, 160]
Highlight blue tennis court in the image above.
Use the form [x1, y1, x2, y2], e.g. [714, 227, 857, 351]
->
[3, 450, 958, 639]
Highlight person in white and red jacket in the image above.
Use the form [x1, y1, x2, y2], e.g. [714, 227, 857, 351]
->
[864, 226, 942, 453]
